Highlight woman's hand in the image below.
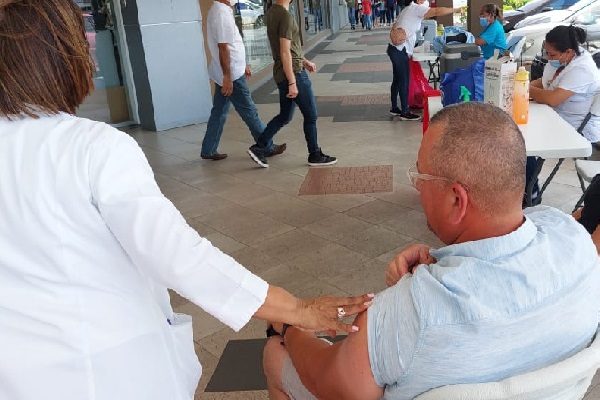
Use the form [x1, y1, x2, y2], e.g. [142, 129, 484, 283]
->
[254, 287, 373, 336]
[297, 293, 374, 334]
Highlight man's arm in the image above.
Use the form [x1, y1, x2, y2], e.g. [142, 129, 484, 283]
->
[424, 6, 461, 19]
[218, 42, 233, 96]
[283, 311, 384, 400]
[279, 37, 298, 98]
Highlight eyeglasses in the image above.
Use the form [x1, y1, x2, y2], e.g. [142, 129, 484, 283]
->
[406, 163, 469, 192]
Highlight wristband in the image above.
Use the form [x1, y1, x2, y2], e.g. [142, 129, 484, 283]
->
[288, 82, 296, 86]
[280, 323, 291, 346]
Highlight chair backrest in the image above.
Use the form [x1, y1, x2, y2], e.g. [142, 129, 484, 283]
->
[414, 326, 600, 400]
[577, 92, 600, 134]
[506, 35, 526, 60]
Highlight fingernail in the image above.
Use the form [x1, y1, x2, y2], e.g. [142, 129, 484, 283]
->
[367, 293, 375, 298]
[364, 301, 372, 307]
[352, 326, 359, 332]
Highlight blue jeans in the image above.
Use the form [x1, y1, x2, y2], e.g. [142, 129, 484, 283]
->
[201, 75, 274, 156]
[258, 70, 319, 154]
[364, 14, 372, 29]
[387, 44, 410, 113]
[348, 7, 356, 26]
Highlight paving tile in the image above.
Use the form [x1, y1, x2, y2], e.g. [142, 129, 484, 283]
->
[298, 165, 393, 195]
[255, 229, 329, 263]
[245, 192, 336, 227]
[285, 242, 370, 280]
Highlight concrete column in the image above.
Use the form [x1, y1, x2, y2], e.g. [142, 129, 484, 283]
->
[434, 0, 454, 30]
[119, 0, 212, 131]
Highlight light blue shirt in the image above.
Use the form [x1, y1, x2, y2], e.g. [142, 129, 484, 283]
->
[367, 206, 600, 399]
[479, 19, 507, 59]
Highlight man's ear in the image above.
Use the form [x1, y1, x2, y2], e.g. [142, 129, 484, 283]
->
[447, 183, 469, 225]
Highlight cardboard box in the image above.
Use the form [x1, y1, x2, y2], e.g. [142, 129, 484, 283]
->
[106, 86, 129, 124]
[484, 50, 517, 114]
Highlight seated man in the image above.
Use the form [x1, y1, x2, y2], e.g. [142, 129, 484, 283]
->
[263, 102, 600, 400]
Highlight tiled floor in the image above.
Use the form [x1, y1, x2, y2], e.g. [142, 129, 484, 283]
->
[117, 25, 600, 399]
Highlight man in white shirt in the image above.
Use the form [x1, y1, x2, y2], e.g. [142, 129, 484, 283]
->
[201, 0, 286, 160]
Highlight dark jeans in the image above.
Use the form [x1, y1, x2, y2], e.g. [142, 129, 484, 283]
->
[387, 44, 410, 113]
[258, 70, 319, 154]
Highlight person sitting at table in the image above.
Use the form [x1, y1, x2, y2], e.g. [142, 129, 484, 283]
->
[530, 25, 600, 145]
[474, 3, 507, 59]
[262, 102, 600, 400]
[526, 25, 600, 205]
[573, 174, 600, 254]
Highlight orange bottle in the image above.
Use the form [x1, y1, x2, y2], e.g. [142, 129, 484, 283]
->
[513, 66, 529, 125]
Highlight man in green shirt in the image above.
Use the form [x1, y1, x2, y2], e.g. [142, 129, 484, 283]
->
[247, 0, 337, 167]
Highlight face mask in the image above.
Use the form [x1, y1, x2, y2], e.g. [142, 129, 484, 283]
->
[548, 59, 565, 68]
[479, 17, 489, 27]
[548, 52, 566, 68]
[421, 0, 429, 7]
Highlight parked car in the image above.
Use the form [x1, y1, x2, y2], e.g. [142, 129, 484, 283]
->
[504, 0, 582, 32]
[235, 0, 264, 27]
[507, 0, 600, 61]
[514, 0, 596, 28]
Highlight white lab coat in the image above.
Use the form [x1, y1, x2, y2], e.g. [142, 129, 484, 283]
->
[0, 113, 269, 399]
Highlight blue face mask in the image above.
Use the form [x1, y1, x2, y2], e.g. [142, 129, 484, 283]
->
[479, 17, 490, 27]
[548, 52, 566, 68]
[548, 60, 565, 68]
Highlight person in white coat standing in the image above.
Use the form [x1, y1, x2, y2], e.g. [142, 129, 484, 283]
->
[0, 1, 372, 399]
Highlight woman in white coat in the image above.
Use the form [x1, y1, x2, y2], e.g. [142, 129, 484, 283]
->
[0, 1, 371, 399]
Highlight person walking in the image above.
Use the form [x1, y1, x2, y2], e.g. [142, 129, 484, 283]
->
[201, 0, 286, 161]
[362, 0, 373, 29]
[346, 0, 357, 29]
[247, 0, 337, 167]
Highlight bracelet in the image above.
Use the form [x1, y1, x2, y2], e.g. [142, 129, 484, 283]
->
[288, 82, 296, 86]
[280, 323, 291, 346]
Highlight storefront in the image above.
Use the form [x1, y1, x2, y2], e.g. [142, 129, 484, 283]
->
[75, 0, 349, 131]
[76, 0, 137, 126]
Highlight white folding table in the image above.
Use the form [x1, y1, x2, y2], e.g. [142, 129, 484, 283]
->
[412, 47, 440, 89]
[427, 97, 592, 207]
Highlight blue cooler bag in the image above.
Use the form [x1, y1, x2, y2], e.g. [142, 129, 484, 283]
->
[440, 59, 485, 107]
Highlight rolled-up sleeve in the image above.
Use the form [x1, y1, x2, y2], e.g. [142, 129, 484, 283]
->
[88, 130, 268, 331]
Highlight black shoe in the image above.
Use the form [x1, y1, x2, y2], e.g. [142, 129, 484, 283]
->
[308, 148, 337, 166]
[200, 152, 228, 161]
[247, 145, 269, 168]
[266, 143, 287, 157]
[389, 107, 402, 116]
[399, 112, 421, 121]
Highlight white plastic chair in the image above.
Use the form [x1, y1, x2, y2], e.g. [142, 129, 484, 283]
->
[414, 326, 600, 400]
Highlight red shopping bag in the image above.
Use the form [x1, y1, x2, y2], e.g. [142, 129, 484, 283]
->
[408, 58, 433, 109]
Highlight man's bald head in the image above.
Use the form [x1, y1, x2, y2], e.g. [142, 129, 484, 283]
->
[425, 102, 526, 216]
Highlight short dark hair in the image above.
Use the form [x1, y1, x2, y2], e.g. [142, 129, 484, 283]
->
[0, 0, 94, 118]
[545, 25, 587, 56]
[428, 102, 526, 215]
